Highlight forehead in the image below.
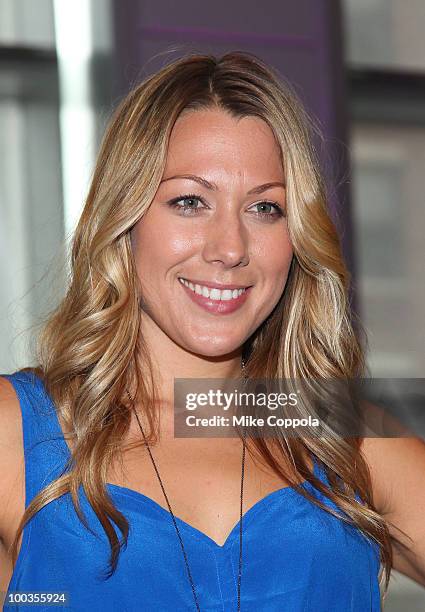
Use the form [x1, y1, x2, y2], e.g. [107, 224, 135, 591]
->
[163, 108, 284, 179]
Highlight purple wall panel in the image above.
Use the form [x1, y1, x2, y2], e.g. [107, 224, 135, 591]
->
[113, 0, 357, 305]
[135, 0, 318, 37]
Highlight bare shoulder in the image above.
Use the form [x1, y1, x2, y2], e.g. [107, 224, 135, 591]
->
[360, 435, 425, 514]
[360, 434, 425, 586]
[0, 376, 23, 455]
[0, 376, 25, 542]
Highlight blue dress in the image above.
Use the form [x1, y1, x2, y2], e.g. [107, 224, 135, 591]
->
[2, 371, 382, 611]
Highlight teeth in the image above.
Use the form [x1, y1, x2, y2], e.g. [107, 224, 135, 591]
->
[179, 278, 247, 301]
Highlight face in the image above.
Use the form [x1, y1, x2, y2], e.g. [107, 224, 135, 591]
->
[131, 107, 293, 358]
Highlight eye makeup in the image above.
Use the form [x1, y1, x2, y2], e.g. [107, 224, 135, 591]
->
[166, 193, 285, 221]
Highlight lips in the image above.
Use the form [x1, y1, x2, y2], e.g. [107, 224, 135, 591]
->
[178, 277, 252, 315]
[178, 277, 251, 291]
[179, 277, 247, 300]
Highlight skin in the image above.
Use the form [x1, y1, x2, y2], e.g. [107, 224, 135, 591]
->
[131, 107, 293, 405]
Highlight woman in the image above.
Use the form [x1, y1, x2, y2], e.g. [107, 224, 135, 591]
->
[1, 51, 424, 611]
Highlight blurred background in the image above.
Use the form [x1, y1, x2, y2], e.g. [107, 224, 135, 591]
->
[0, 0, 424, 608]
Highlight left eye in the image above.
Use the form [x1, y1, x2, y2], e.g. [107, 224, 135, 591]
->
[250, 201, 283, 217]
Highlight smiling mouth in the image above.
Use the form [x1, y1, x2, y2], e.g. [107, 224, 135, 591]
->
[178, 277, 250, 301]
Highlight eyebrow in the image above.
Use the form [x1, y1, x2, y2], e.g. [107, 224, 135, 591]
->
[160, 174, 286, 194]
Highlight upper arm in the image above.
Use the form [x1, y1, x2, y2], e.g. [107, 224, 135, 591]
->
[360, 435, 425, 587]
[0, 377, 25, 546]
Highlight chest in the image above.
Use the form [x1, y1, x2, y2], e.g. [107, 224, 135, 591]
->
[107, 435, 305, 547]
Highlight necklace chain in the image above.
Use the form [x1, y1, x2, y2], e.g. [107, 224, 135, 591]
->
[125, 360, 247, 611]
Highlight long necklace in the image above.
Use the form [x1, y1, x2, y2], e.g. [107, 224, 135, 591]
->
[125, 359, 247, 611]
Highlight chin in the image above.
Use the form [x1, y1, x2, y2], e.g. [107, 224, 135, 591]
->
[185, 338, 242, 358]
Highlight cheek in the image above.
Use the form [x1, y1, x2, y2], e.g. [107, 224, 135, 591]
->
[131, 223, 161, 290]
[275, 261, 293, 297]
[131, 217, 198, 285]
[263, 240, 293, 299]
[280, 243, 294, 276]
[257, 233, 293, 275]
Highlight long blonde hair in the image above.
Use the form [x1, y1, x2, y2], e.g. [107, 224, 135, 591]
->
[12, 51, 407, 599]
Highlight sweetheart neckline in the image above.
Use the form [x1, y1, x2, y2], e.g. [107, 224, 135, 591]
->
[105, 477, 313, 550]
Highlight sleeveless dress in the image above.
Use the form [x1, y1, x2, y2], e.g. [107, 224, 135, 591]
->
[2, 371, 382, 611]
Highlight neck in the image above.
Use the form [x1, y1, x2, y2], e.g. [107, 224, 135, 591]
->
[136, 320, 245, 409]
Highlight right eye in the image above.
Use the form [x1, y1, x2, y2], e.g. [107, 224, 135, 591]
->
[166, 194, 207, 215]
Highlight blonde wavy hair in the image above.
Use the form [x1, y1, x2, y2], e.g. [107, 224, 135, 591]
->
[11, 51, 407, 602]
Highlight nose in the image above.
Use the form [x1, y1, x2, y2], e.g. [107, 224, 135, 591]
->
[202, 207, 249, 268]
